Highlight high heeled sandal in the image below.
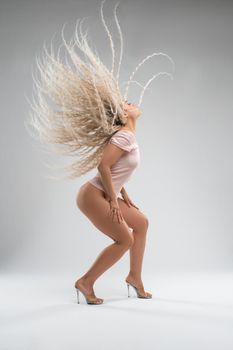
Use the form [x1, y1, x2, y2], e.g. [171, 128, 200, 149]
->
[75, 287, 104, 305]
[126, 280, 152, 299]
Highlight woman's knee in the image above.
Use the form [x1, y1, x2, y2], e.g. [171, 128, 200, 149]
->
[136, 214, 149, 233]
[116, 232, 134, 249]
[144, 215, 149, 230]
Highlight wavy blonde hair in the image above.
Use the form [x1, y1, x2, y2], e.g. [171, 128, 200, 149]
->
[25, 0, 175, 180]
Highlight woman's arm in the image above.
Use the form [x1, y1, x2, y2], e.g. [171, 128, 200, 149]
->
[97, 143, 126, 202]
[120, 186, 139, 209]
[97, 164, 117, 202]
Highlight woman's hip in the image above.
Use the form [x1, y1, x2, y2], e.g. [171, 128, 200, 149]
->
[76, 181, 106, 211]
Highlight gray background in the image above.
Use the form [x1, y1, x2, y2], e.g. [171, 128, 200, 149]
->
[1, 0, 233, 276]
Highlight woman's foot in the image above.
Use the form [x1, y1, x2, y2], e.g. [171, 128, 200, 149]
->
[74, 277, 103, 304]
[125, 274, 152, 298]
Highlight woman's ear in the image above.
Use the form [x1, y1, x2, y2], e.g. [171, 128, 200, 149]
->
[123, 105, 128, 115]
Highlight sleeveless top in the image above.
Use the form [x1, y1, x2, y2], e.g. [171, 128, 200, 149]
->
[88, 130, 140, 198]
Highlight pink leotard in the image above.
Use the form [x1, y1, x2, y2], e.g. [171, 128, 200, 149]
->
[88, 130, 140, 198]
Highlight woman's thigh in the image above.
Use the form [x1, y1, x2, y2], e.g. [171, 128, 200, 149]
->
[76, 182, 133, 245]
[117, 198, 149, 233]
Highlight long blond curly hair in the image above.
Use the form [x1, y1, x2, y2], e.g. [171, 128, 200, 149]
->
[25, 0, 175, 181]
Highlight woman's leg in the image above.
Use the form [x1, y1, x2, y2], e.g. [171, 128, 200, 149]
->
[117, 198, 150, 292]
[75, 183, 134, 299]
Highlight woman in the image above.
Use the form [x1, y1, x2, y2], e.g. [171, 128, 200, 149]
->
[75, 101, 152, 304]
[26, 0, 174, 305]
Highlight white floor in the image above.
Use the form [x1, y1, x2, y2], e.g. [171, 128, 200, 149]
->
[1, 271, 233, 350]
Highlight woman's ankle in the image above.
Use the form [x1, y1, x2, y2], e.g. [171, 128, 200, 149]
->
[126, 272, 143, 285]
[79, 275, 96, 286]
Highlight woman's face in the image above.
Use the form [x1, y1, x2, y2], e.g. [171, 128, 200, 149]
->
[123, 101, 141, 119]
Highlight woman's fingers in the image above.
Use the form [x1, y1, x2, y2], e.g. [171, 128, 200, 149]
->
[109, 207, 116, 222]
[129, 200, 139, 209]
[109, 208, 115, 221]
[122, 195, 131, 207]
[109, 208, 123, 224]
[123, 197, 131, 207]
[112, 210, 116, 221]
[119, 209, 124, 223]
[115, 209, 121, 224]
[108, 200, 124, 224]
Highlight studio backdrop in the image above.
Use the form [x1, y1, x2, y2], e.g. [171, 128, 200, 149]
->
[0, 0, 232, 276]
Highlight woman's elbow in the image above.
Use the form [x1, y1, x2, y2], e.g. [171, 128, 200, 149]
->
[97, 163, 110, 172]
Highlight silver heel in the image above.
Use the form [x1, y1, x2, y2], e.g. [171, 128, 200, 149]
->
[125, 281, 152, 299]
[127, 283, 130, 297]
[74, 286, 103, 305]
[76, 287, 80, 303]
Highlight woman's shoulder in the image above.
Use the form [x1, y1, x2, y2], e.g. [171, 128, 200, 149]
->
[109, 128, 138, 152]
[112, 128, 136, 138]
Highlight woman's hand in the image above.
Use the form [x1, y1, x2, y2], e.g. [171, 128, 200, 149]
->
[108, 198, 124, 224]
[121, 191, 139, 210]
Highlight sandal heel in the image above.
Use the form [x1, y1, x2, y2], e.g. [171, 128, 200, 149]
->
[75, 287, 103, 305]
[125, 281, 152, 299]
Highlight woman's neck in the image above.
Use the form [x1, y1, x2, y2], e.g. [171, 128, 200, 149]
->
[122, 120, 136, 133]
